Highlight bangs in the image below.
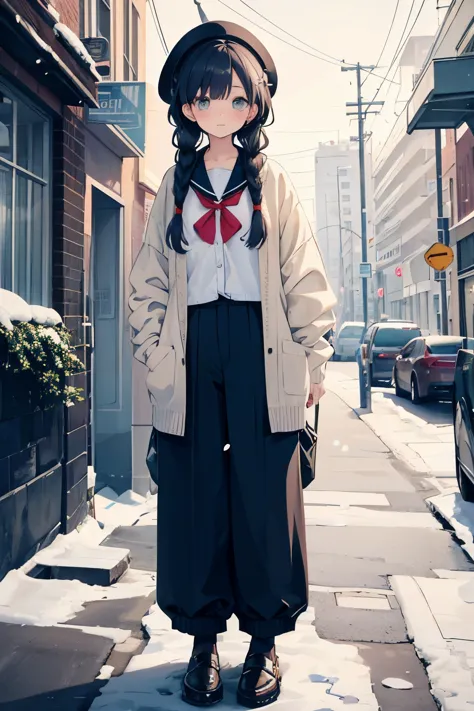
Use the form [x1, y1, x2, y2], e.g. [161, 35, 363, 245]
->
[180, 42, 256, 104]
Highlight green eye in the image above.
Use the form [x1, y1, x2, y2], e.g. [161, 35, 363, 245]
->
[232, 97, 249, 111]
[196, 98, 210, 111]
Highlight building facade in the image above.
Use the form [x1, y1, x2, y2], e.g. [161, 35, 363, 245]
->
[315, 141, 363, 325]
[405, 0, 474, 338]
[0, 0, 99, 576]
[372, 37, 439, 333]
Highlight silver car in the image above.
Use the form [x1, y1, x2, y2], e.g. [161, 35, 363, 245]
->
[333, 322, 365, 361]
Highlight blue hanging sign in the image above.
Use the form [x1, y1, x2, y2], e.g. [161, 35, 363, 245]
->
[87, 82, 146, 153]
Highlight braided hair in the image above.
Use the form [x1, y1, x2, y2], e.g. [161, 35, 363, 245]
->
[166, 40, 273, 254]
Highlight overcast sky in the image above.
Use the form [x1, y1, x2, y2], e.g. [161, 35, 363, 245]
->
[155, 0, 443, 218]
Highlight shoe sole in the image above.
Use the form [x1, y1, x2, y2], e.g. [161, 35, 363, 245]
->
[236, 686, 281, 709]
[182, 683, 224, 707]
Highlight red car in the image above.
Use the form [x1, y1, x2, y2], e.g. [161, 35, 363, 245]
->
[393, 335, 463, 403]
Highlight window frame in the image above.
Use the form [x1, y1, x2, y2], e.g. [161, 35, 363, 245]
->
[123, 0, 139, 81]
[0, 80, 52, 305]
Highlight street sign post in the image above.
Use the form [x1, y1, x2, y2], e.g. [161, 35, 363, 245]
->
[424, 243, 454, 271]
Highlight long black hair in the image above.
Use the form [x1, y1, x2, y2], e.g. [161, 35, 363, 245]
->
[166, 40, 273, 254]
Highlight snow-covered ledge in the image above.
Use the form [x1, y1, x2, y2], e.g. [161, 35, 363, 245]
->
[0, 289, 62, 332]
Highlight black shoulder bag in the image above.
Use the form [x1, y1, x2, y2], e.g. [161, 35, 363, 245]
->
[299, 403, 319, 489]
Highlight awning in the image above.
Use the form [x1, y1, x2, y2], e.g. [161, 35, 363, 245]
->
[407, 55, 474, 134]
[0, 0, 98, 108]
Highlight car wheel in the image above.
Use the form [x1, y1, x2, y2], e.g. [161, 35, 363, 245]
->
[454, 400, 474, 502]
[456, 453, 474, 503]
[394, 372, 405, 398]
[411, 376, 423, 404]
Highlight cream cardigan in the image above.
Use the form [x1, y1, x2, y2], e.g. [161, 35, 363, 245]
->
[129, 157, 336, 436]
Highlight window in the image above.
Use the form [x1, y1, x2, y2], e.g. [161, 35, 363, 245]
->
[427, 340, 463, 355]
[374, 327, 422, 347]
[124, 0, 139, 80]
[0, 83, 51, 304]
[342, 195, 350, 202]
[344, 221, 352, 230]
[339, 325, 364, 339]
[341, 182, 350, 189]
[79, 0, 85, 37]
[97, 0, 111, 41]
[338, 169, 347, 177]
[343, 207, 351, 215]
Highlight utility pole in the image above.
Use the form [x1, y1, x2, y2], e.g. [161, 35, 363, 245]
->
[343, 63, 383, 409]
[435, 128, 449, 335]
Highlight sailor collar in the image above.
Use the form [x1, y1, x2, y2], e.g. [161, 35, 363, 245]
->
[190, 147, 247, 203]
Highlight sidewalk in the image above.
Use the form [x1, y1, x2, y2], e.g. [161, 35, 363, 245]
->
[327, 364, 474, 711]
[0, 489, 158, 710]
[3, 379, 474, 710]
[326, 367, 456, 485]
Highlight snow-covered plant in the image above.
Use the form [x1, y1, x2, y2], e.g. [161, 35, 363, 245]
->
[0, 321, 84, 408]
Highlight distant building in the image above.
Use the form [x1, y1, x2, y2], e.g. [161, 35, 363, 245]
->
[372, 36, 440, 333]
[315, 141, 363, 325]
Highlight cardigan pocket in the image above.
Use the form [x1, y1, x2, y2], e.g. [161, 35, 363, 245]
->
[281, 339, 307, 396]
[146, 345, 176, 401]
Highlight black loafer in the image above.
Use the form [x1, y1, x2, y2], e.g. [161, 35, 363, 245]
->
[237, 652, 281, 708]
[182, 651, 223, 707]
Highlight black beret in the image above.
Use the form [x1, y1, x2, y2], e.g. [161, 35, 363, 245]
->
[158, 20, 278, 104]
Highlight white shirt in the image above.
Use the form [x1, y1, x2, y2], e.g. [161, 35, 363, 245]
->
[183, 168, 261, 305]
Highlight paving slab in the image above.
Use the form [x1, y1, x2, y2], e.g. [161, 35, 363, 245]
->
[101, 526, 156, 572]
[304, 491, 390, 507]
[310, 468, 416, 493]
[63, 592, 155, 638]
[0, 622, 112, 710]
[310, 590, 407, 643]
[358, 642, 438, 711]
[34, 544, 131, 587]
[306, 526, 474, 589]
[379, 492, 432, 513]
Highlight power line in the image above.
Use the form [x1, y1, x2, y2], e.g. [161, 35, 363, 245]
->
[215, 0, 341, 66]
[366, 0, 425, 112]
[364, 0, 427, 140]
[362, 0, 400, 86]
[149, 0, 169, 54]
[269, 146, 322, 157]
[215, 0, 399, 83]
[236, 0, 352, 66]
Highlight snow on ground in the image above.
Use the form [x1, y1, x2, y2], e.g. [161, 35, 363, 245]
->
[0, 488, 157, 638]
[90, 607, 379, 711]
[94, 488, 156, 527]
[428, 492, 474, 562]
[391, 574, 474, 710]
[327, 369, 456, 477]
[304, 505, 441, 528]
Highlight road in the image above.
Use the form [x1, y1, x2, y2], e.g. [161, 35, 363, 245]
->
[333, 359, 453, 426]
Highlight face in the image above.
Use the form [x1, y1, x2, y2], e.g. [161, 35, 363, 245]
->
[182, 71, 258, 138]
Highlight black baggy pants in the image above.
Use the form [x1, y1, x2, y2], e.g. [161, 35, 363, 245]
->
[156, 296, 308, 638]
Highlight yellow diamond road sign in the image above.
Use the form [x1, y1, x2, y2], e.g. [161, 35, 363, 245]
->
[424, 243, 454, 271]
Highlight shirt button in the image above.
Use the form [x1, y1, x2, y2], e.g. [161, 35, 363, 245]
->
[182, 357, 185, 365]
[268, 347, 273, 354]
[217, 263, 222, 268]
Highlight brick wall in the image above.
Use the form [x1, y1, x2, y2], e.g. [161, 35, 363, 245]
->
[52, 0, 79, 35]
[52, 107, 90, 534]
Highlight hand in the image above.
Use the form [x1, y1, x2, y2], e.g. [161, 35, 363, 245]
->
[306, 382, 325, 408]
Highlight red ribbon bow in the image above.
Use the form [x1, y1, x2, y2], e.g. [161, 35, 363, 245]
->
[193, 188, 245, 244]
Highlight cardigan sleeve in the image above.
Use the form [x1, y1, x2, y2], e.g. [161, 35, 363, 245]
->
[128, 169, 173, 367]
[277, 168, 337, 384]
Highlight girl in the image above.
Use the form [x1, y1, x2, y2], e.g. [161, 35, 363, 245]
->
[129, 21, 336, 708]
